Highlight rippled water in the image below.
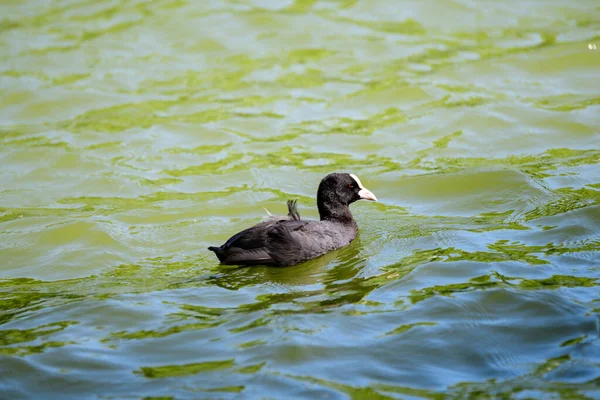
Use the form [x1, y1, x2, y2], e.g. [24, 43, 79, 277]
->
[1, 0, 600, 398]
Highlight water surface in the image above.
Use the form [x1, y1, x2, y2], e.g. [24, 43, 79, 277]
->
[1, 0, 600, 398]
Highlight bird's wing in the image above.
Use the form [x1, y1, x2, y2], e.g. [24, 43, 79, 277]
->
[265, 220, 331, 266]
[287, 199, 301, 221]
[216, 219, 301, 265]
[218, 219, 319, 266]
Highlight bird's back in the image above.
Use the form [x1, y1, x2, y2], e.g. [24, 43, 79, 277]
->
[209, 212, 357, 267]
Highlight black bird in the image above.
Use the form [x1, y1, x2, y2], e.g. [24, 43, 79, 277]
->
[208, 172, 377, 267]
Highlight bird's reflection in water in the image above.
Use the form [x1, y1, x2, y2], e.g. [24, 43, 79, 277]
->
[208, 236, 367, 291]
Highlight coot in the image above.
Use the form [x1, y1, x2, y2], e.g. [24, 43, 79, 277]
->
[208, 173, 377, 267]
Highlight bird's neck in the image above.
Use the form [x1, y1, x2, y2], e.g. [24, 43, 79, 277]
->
[318, 202, 356, 225]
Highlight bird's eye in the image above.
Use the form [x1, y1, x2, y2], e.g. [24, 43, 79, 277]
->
[348, 184, 353, 189]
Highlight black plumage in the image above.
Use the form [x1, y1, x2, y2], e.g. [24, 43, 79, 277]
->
[208, 172, 377, 267]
